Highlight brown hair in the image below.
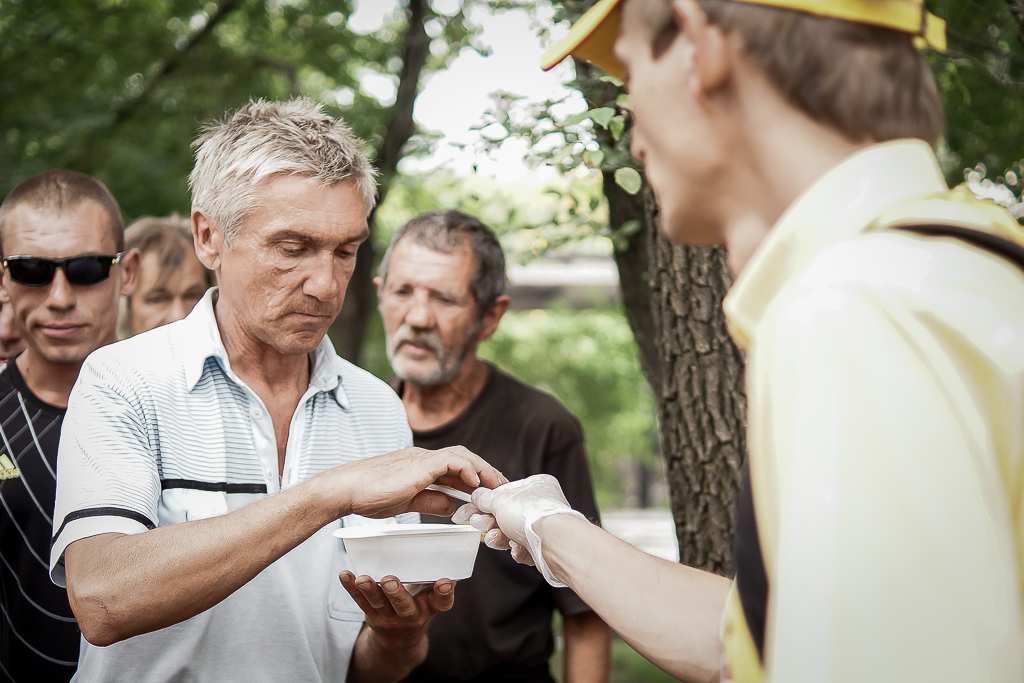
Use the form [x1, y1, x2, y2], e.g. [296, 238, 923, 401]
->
[630, 0, 945, 144]
[0, 169, 125, 254]
[124, 215, 214, 290]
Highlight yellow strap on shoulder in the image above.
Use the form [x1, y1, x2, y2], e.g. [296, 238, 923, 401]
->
[541, 0, 946, 79]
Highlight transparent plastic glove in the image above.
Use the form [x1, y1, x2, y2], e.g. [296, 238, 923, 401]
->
[452, 474, 588, 587]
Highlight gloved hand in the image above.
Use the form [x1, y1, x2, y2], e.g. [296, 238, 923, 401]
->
[452, 474, 588, 587]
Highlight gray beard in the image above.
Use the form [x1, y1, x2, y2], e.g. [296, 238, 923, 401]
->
[386, 320, 482, 387]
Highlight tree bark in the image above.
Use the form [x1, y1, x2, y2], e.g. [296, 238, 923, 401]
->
[330, 0, 430, 362]
[639, 193, 747, 575]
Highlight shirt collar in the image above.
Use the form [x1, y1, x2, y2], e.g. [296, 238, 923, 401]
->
[180, 288, 350, 409]
[722, 139, 948, 350]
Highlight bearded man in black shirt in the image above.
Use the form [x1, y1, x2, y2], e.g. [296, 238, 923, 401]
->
[0, 170, 139, 681]
[375, 209, 610, 683]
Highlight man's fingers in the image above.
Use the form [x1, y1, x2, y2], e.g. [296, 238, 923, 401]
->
[379, 576, 417, 618]
[433, 446, 507, 490]
[484, 528, 511, 550]
[470, 486, 495, 513]
[340, 572, 384, 616]
[355, 575, 395, 614]
[451, 503, 478, 525]
[431, 447, 484, 488]
[407, 490, 457, 517]
[426, 579, 455, 613]
[509, 540, 535, 566]
[469, 513, 497, 532]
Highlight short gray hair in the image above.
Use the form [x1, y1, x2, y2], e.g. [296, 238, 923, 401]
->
[380, 210, 506, 315]
[188, 97, 377, 245]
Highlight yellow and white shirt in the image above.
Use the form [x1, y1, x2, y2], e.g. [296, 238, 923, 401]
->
[720, 139, 1024, 683]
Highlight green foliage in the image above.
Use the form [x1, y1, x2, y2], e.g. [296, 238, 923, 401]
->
[374, 167, 612, 260]
[0, 0, 481, 221]
[613, 167, 641, 195]
[478, 307, 658, 510]
[929, 0, 1024, 194]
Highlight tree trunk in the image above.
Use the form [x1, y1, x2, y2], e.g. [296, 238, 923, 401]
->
[330, 0, 430, 362]
[640, 193, 747, 575]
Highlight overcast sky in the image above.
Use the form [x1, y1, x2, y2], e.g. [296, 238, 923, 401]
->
[349, 0, 585, 182]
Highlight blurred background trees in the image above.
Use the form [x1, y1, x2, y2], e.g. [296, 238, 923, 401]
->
[4, 1, 1022, 680]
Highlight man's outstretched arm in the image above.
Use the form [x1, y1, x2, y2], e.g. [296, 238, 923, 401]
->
[63, 447, 503, 646]
[457, 476, 730, 683]
[537, 515, 728, 683]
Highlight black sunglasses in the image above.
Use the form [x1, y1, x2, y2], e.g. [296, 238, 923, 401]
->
[2, 253, 125, 288]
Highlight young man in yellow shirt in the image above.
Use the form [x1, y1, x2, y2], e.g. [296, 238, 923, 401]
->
[459, 1, 1024, 681]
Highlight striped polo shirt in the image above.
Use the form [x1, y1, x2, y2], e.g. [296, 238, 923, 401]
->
[50, 289, 415, 682]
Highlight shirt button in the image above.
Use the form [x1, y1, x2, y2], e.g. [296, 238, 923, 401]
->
[265, 468, 274, 479]
[251, 406, 262, 419]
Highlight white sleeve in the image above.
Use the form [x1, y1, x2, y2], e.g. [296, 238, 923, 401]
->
[754, 284, 1023, 683]
[50, 356, 160, 587]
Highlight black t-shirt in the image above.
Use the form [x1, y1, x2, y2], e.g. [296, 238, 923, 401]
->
[393, 365, 600, 683]
[0, 359, 79, 682]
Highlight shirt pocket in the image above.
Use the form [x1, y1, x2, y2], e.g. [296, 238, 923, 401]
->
[326, 523, 365, 622]
[158, 489, 230, 525]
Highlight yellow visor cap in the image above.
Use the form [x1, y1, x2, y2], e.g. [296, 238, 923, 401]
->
[540, 0, 945, 79]
[540, 0, 626, 81]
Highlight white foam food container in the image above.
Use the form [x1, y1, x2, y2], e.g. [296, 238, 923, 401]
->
[333, 523, 482, 583]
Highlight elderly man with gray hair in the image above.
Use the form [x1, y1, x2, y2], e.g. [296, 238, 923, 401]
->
[49, 98, 505, 683]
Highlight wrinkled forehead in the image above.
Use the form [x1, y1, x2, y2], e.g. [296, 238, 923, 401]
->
[387, 238, 476, 288]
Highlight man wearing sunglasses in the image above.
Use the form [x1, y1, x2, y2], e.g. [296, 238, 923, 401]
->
[0, 168, 140, 682]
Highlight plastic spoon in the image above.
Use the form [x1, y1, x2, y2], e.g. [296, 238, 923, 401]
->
[425, 483, 474, 503]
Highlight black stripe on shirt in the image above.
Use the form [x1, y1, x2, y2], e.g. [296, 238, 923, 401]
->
[50, 507, 157, 550]
[161, 479, 268, 494]
[895, 224, 1024, 272]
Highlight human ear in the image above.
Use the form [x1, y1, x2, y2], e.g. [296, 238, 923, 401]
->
[192, 209, 222, 272]
[674, 0, 731, 95]
[475, 295, 510, 343]
[119, 248, 141, 297]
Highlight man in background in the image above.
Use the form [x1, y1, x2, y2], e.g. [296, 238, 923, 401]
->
[0, 169, 139, 682]
[377, 209, 610, 683]
[120, 214, 214, 336]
